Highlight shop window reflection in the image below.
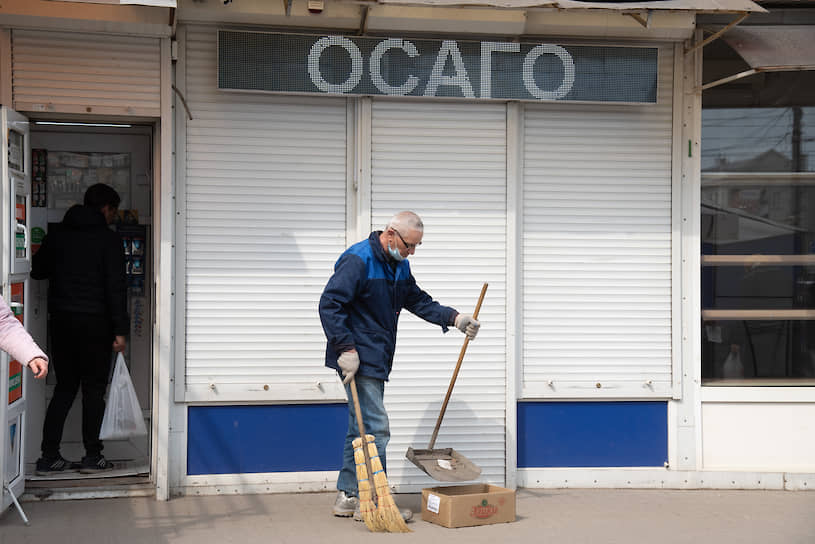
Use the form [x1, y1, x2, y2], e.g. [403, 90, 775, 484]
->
[702, 320, 815, 383]
[701, 105, 815, 385]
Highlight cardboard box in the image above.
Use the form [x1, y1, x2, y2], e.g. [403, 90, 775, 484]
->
[421, 484, 516, 528]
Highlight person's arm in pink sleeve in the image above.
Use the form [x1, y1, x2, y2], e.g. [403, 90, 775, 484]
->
[0, 298, 48, 378]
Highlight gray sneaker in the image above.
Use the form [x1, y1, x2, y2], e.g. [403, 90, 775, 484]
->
[353, 504, 413, 523]
[332, 491, 359, 517]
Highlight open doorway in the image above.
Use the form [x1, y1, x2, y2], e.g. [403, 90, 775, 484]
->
[24, 121, 154, 486]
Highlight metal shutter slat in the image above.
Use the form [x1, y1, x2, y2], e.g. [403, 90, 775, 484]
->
[182, 26, 347, 402]
[370, 100, 508, 491]
[522, 45, 675, 399]
[12, 30, 161, 117]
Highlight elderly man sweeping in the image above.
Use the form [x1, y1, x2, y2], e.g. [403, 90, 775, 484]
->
[319, 211, 481, 522]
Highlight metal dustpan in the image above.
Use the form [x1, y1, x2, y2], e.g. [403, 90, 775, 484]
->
[405, 447, 481, 482]
[405, 283, 487, 482]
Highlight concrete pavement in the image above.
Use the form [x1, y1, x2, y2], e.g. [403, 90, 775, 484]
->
[2, 488, 814, 543]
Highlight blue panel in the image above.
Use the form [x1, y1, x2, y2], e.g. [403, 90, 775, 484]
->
[187, 404, 348, 475]
[517, 401, 667, 467]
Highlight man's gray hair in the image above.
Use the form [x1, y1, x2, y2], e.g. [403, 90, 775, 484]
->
[386, 211, 424, 233]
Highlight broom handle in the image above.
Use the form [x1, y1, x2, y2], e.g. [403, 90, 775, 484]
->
[350, 376, 378, 502]
[428, 282, 488, 450]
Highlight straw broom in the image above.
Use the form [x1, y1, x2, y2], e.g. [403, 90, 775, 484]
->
[367, 435, 411, 533]
[349, 378, 386, 531]
[349, 377, 412, 533]
[352, 435, 384, 531]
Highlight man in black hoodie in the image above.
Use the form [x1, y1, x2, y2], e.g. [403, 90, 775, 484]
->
[31, 183, 129, 475]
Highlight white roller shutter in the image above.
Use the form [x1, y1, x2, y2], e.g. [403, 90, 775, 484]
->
[181, 26, 347, 402]
[370, 101, 507, 490]
[12, 30, 161, 117]
[522, 45, 675, 399]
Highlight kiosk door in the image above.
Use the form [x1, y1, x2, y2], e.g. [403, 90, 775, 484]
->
[1, 107, 31, 520]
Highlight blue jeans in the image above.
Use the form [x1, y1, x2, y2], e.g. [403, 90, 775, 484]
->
[337, 375, 389, 498]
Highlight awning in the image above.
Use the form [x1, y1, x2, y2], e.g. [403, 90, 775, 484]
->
[371, 0, 766, 13]
[721, 26, 815, 71]
[702, 25, 815, 90]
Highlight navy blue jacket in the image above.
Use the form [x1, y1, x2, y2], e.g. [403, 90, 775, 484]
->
[319, 231, 457, 381]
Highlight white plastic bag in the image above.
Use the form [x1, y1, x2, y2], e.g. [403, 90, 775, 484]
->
[99, 353, 148, 440]
[722, 346, 745, 379]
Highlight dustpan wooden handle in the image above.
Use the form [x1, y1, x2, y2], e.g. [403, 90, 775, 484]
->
[350, 377, 378, 502]
[428, 282, 488, 450]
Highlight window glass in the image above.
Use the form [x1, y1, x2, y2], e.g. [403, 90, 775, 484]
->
[702, 183, 815, 255]
[8, 129, 23, 172]
[702, 321, 815, 381]
[702, 106, 815, 385]
[703, 265, 814, 310]
[702, 107, 815, 173]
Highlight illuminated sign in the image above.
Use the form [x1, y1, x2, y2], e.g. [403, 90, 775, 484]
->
[218, 30, 658, 104]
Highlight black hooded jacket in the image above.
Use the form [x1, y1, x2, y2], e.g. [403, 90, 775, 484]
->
[31, 204, 129, 336]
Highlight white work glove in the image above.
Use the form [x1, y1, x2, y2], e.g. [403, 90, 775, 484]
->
[454, 314, 481, 340]
[337, 350, 360, 385]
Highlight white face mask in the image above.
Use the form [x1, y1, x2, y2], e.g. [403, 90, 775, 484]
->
[387, 242, 405, 262]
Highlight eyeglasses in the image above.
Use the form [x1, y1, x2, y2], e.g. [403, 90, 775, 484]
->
[391, 228, 421, 250]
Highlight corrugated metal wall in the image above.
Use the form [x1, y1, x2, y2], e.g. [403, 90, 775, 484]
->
[179, 23, 678, 481]
[11, 30, 161, 117]
[521, 45, 676, 399]
[370, 100, 508, 490]
[182, 26, 347, 401]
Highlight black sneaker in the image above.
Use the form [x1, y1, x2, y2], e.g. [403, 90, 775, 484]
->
[35, 455, 78, 476]
[79, 455, 115, 474]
